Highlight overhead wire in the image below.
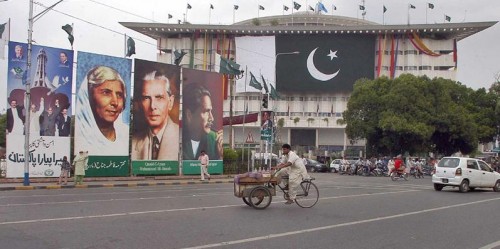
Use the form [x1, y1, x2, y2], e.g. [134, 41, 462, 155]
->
[32, 1, 279, 80]
[33, 1, 156, 47]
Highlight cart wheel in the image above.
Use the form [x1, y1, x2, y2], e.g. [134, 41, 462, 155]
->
[242, 197, 251, 206]
[249, 186, 272, 210]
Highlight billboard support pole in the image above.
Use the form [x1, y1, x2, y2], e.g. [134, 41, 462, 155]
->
[23, 0, 65, 185]
[23, 0, 34, 186]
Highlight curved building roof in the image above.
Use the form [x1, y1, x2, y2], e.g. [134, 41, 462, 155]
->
[120, 13, 496, 42]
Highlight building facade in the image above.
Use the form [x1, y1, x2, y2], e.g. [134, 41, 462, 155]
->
[122, 13, 496, 158]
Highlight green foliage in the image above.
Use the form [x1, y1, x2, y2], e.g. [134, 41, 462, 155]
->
[293, 117, 300, 124]
[251, 18, 261, 26]
[270, 19, 279, 26]
[343, 74, 495, 156]
[223, 148, 238, 161]
[277, 118, 285, 128]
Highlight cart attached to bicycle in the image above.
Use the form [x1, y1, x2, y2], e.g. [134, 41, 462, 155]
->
[234, 171, 319, 210]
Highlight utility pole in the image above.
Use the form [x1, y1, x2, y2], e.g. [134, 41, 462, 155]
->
[23, 0, 65, 186]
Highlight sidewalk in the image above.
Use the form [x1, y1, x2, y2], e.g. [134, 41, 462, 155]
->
[0, 175, 235, 191]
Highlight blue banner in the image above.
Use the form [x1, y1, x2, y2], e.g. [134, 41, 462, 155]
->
[6, 41, 74, 177]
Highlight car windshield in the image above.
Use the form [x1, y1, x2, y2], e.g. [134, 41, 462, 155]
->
[438, 158, 460, 168]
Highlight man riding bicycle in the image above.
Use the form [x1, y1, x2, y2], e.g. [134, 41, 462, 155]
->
[276, 144, 311, 205]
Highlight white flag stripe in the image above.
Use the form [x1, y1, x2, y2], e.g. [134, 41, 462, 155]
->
[235, 36, 275, 93]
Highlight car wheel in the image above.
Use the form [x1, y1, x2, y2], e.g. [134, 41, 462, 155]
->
[434, 183, 444, 191]
[493, 180, 500, 192]
[459, 180, 469, 193]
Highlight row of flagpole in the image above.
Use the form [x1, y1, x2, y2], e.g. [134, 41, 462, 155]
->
[178, 2, 453, 25]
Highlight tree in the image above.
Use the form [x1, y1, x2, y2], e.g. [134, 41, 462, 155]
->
[342, 74, 489, 156]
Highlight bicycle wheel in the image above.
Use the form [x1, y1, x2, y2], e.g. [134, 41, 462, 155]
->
[249, 186, 272, 210]
[295, 181, 319, 208]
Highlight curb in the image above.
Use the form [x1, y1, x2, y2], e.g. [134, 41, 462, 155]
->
[0, 180, 235, 191]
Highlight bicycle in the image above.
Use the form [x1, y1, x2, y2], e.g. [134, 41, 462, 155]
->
[276, 175, 319, 208]
[234, 170, 319, 209]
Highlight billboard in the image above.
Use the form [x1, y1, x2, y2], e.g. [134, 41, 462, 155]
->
[260, 111, 274, 142]
[6, 41, 73, 177]
[182, 69, 223, 175]
[276, 34, 375, 93]
[131, 59, 180, 175]
[75, 51, 131, 177]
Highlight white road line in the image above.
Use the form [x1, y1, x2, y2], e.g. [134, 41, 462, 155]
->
[0, 189, 416, 225]
[0, 204, 244, 225]
[0, 186, 229, 199]
[181, 196, 500, 249]
[479, 240, 500, 249]
[0, 191, 233, 207]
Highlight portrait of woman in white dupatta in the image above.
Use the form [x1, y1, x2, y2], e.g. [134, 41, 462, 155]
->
[75, 66, 129, 156]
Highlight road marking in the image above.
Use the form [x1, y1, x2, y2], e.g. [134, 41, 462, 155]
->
[180, 196, 500, 249]
[0, 186, 230, 199]
[0, 191, 233, 207]
[0, 189, 416, 224]
[0, 204, 244, 225]
[479, 240, 500, 249]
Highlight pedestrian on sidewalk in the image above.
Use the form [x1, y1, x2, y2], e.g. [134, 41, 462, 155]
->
[198, 150, 210, 181]
[58, 156, 71, 185]
[73, 151, 88, 185]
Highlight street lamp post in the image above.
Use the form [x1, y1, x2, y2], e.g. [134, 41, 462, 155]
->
[23, 0, 64, 186]
[268, 51, 299, 169]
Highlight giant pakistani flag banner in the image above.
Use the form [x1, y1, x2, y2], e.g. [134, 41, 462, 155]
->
[235, 35, 375, 94]
[131, 59, 181, 175]
[6, 41, 74, 177]
[182, 68, 224, 175]
[75, 51, 131, 177]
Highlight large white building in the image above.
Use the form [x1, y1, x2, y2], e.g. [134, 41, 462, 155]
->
[122, 12, 496, 157]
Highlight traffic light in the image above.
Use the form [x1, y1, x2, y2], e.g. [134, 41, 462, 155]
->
[262, 94, 268, 109]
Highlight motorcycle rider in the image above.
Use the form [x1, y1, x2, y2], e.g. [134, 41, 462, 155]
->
[340, 156, 351, 174]
[390, 155, 405, 175]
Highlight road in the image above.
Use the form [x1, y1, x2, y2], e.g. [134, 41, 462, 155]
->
[1, 173, 500, 249]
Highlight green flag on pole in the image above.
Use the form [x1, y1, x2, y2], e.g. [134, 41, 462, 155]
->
[126, 37, 135, 57]
[216, 53, 241, 75]
[249, 72, 263, 90]
[261, 75, 269, 93]
[270, 84, 280, 100]
[61, 24, 74, 46]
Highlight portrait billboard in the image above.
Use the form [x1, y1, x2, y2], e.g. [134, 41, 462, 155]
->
[276, 34, 375, 93]
[182, 69, 223, 175]
[260, 111, 274, 142]
[75, 51, 131, 177]
[6, 41, 73, 177]
[131, 59, 180, 175]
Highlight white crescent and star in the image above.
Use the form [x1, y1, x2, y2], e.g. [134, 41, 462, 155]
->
[307, 47, 341, 81]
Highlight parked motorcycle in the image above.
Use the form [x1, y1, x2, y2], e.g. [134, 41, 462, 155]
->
[409, 166, 424, 179]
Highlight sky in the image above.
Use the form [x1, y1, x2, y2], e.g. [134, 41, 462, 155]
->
[1, 0, 499, 113]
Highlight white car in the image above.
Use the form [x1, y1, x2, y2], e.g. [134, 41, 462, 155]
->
[330, 159, 341, 173]
[432, 157, 500, 192]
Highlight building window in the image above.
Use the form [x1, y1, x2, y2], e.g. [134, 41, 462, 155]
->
[404, 50, 418, 55]
[404, 66, 418, 71]
[419, 66, 432, 70]
[382, 66, 389, 71]
[395, 66, 403, 71]
[336, 112, 342, 117]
